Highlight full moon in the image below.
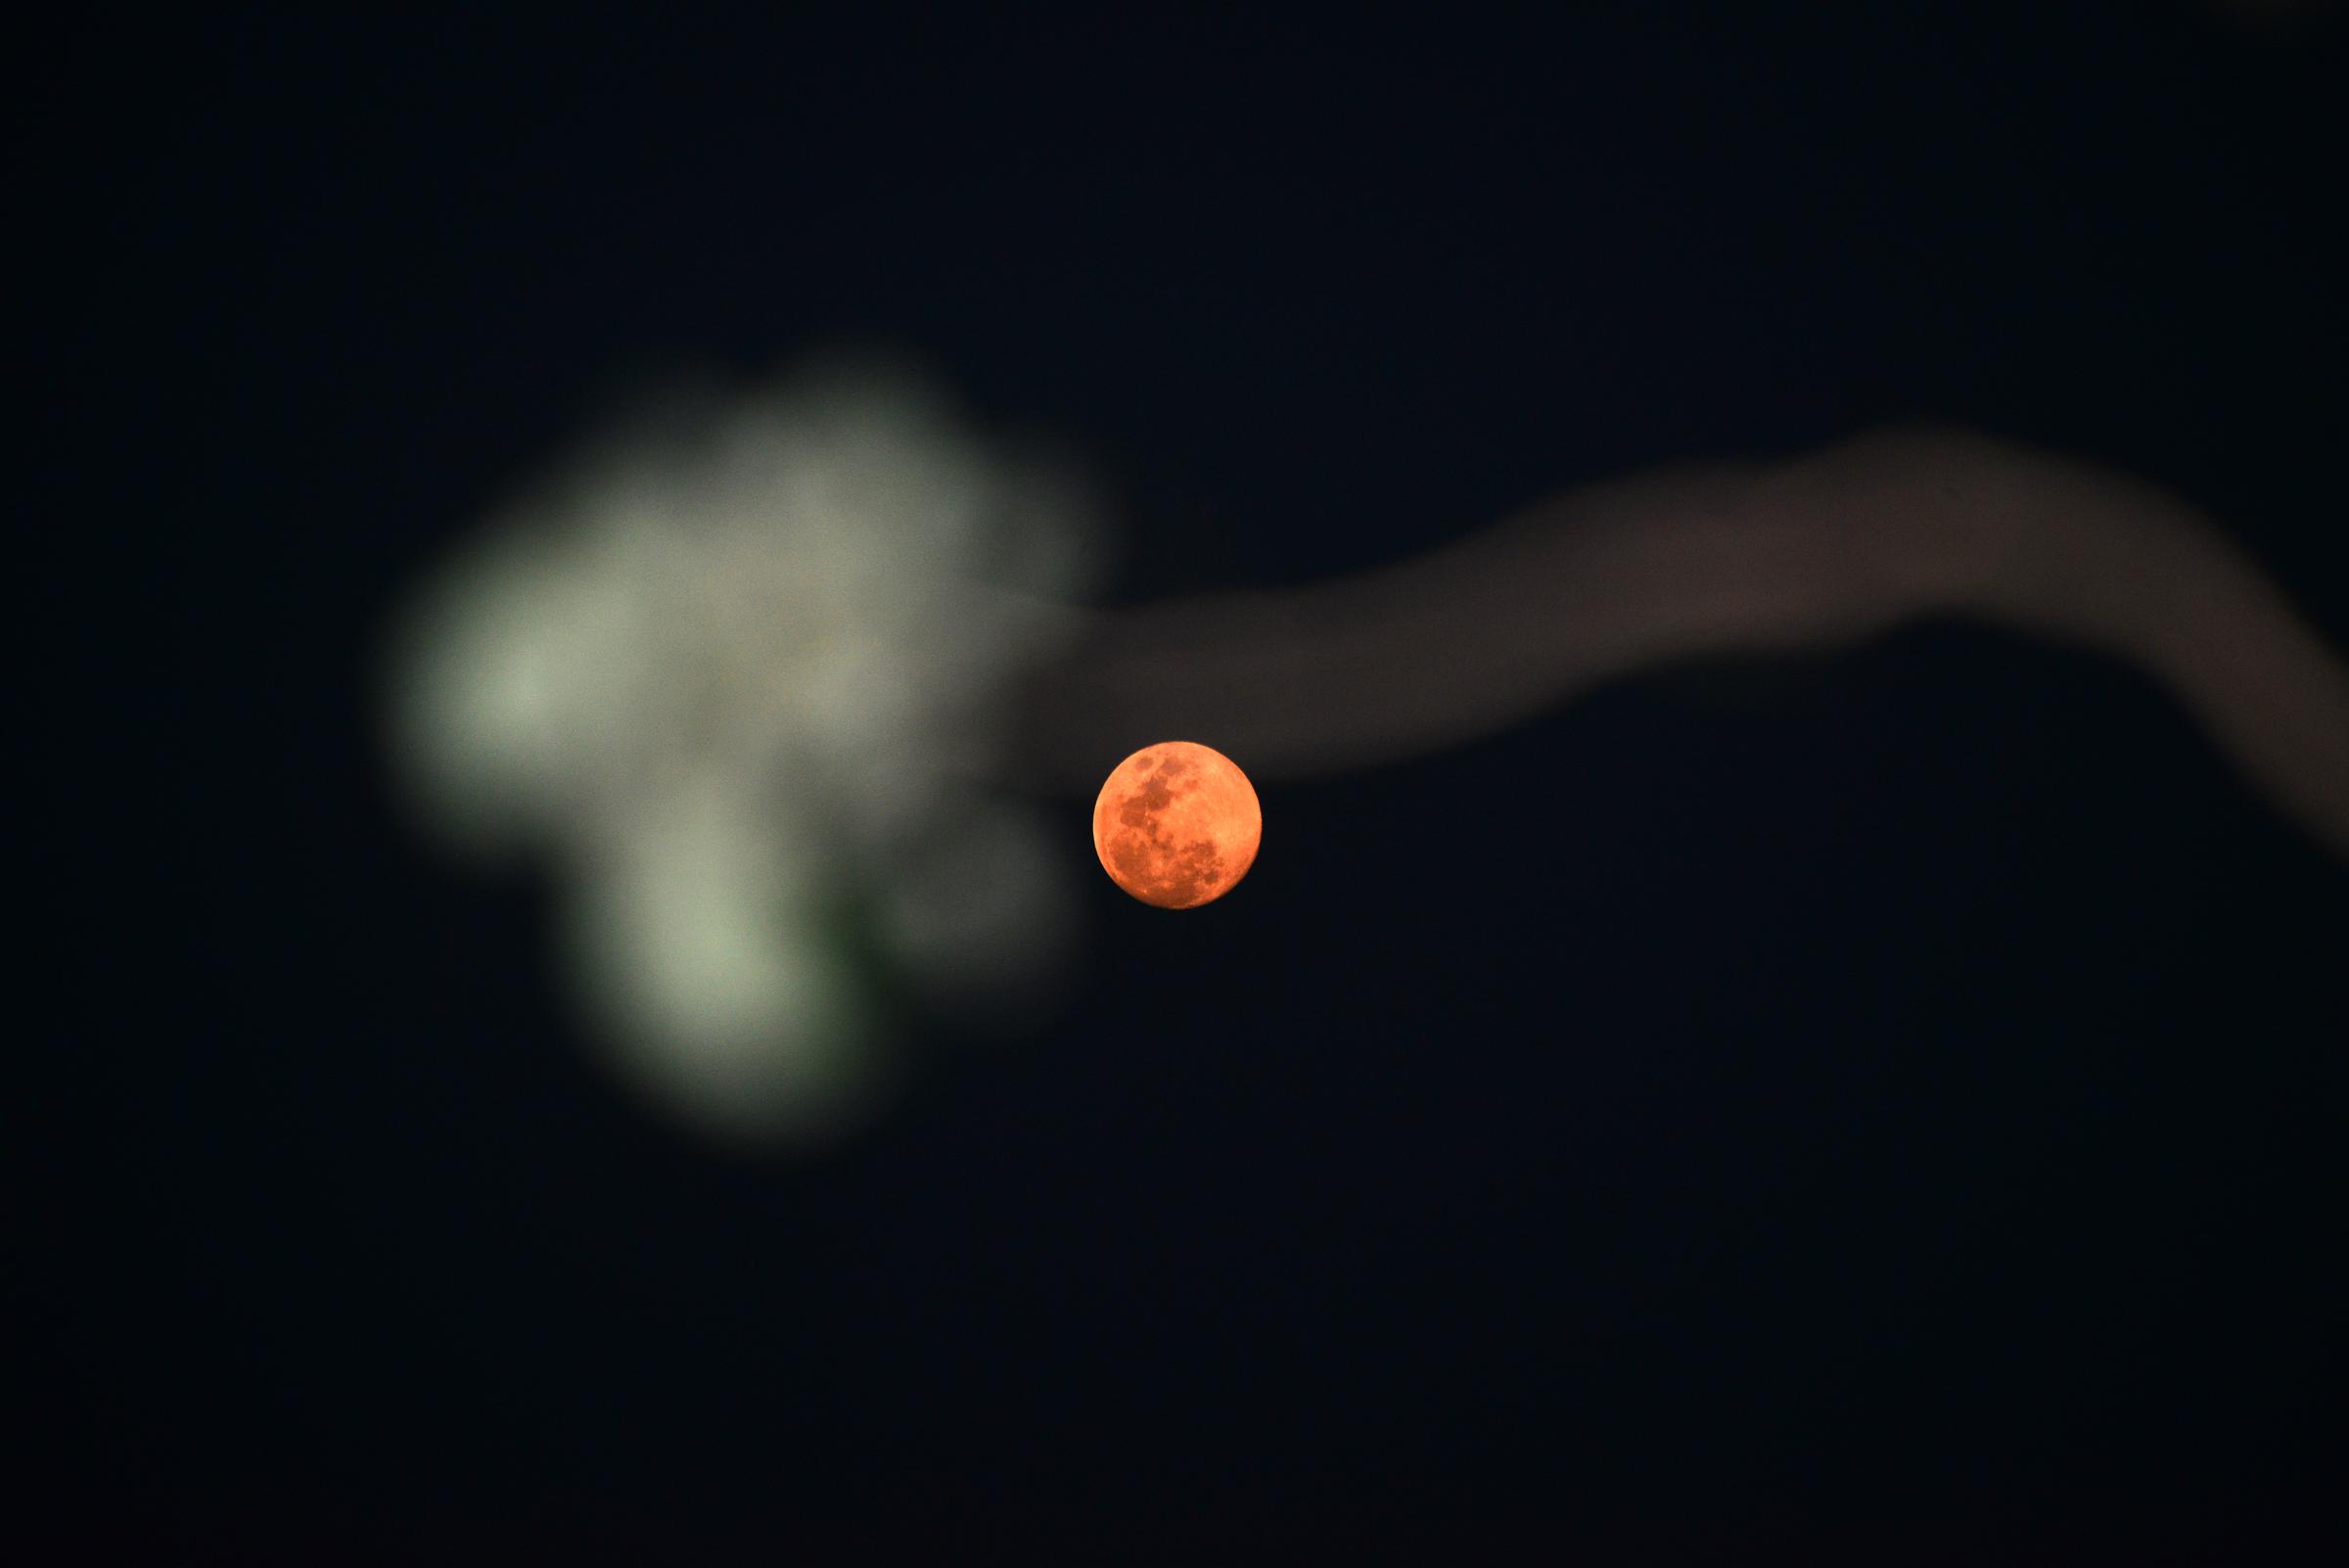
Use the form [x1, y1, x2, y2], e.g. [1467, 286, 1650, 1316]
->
[1091, 741, 1263, 909]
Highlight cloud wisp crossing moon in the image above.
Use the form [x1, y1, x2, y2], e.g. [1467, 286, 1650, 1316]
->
[1012, 424, 2349, 864]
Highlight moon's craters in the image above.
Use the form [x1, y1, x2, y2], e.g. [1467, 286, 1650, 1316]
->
[1091, 742, 1261, 909]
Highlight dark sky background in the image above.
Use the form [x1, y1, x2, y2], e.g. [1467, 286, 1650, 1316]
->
[26, 3, 2349, 1562]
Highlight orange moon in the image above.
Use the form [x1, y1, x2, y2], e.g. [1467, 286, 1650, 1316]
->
[1091, 741, 1262, 909]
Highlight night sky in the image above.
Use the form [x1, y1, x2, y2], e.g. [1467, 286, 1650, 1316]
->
[27, 4, 2349, 1562]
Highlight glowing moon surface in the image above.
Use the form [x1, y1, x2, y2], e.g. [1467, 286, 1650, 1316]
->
[1091, 741, 1262, 909]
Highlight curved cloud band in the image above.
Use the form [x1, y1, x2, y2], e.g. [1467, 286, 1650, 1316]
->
[1011, 425, 2349, 863]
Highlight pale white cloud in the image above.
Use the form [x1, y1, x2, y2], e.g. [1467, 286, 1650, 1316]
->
[383, 354, 1101, 1150]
